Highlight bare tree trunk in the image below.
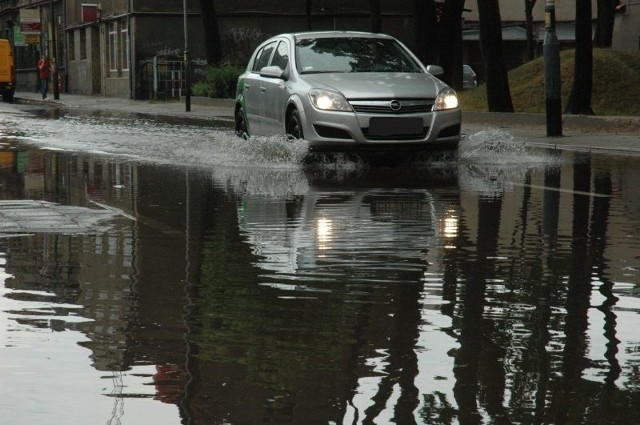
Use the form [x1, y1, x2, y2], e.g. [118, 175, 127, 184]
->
[423, 0, 439, 65]
[414, 0, 463, 87]
[594, 0, 617, 47]
[566, 0, 594, 114]
[524, 0, 538, 60]
[369, 0, 382, 33]
[438, 0, 465, 89]
[477, 0, 514, 112]
[306, 0, 313, 30]
[199, 0, 222, 66]
[414, 0, 430, 63]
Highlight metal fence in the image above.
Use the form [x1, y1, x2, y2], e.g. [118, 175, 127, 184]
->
[151, 56, 184, 100]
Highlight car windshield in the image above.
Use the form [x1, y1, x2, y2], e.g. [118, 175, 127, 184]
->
[295, 37, 423, 74]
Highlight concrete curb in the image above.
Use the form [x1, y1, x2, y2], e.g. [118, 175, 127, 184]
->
[463, 111, 640, 134]
[184, 96, 236, 108]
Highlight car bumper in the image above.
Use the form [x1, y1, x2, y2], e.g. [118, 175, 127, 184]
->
[300, 106, 461, 150]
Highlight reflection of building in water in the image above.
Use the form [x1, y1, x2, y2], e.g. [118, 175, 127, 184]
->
[1, 149, 199, 410]
[2, 153, 138, 371]
[3, 233, 135, 371]
[0, 149, 49, 200]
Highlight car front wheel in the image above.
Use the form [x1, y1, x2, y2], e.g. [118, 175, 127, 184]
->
[235, 108, 248, 139]
[286, 109, 304, 140]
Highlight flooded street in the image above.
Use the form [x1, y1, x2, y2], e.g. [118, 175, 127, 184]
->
[1, 104, 639, 424]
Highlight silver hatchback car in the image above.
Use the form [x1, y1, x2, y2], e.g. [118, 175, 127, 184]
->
[235, 31, 461, 151]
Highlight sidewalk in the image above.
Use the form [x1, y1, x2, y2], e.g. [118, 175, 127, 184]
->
[464, 111, 640, 155]
[14, 91, 640, 155]
[15, 91, 235, 124]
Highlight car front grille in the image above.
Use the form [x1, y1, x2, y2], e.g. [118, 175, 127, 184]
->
[362, 127, 428, 140]
[350, 99, 435, 114]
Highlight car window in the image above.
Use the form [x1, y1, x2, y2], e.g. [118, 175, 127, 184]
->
[270, 41, 290, 71]
[295, 37, 422, 74]
[252, 41, 277, 72]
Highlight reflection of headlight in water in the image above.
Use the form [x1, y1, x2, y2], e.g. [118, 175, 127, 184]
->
[316, 217, 333, 251]
[441, 209, 459, 248]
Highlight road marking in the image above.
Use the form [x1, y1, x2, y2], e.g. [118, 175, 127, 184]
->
[510, 182, 611, 198]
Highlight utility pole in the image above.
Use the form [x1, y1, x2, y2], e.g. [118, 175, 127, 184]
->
[543, 0, 561, 136]
[183, 0, 191, 112]
[50, 0, 59, 99]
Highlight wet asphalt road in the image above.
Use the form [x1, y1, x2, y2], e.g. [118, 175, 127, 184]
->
[12, 91, 640, 155]
[1, 93, 639, 424]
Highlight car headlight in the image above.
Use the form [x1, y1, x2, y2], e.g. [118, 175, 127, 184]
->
[309, 89, 353, 112]
[433, 88, 459, 111]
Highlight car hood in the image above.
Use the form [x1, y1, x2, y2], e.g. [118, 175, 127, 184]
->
[300, 72, 445, 99]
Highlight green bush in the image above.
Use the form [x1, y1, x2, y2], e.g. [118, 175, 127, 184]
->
[192, 64, 245, 99]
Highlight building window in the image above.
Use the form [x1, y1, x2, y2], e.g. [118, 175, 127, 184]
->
[108, 22, 118, 72]
[68, 31, 75, 61]
[120, 20, 129, 71]
[80, 29, 87, 60]
[108, 19, 129, 75]
[81, 4, 100, 22]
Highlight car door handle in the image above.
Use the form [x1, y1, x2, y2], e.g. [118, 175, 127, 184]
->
[260, 87, 267, 93]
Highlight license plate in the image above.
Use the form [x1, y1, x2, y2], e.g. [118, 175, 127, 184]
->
[368, 117, 423, 137]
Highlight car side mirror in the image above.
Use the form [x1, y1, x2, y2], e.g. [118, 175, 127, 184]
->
[260, 66, 286, 79]
[426, 65, 444, 77]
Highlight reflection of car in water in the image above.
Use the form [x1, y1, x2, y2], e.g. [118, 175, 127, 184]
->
[240, 191, 435, 282]
[236, 169, 459, 291]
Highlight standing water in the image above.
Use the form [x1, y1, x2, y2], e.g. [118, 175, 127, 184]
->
[0, 108, 639, 424]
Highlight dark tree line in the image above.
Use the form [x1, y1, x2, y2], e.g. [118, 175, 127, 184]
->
[565, 0, 617, 115]
[524, 0, 538, 60]
[594, 0, 618, 47]
[566, 0, 594, 114]
[477, 0, 514, 112]
[413, 1, 465, 90]
[199, 0, 222, 66]
[197, 0, 621, 115]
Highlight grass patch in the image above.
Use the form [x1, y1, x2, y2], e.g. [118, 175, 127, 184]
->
[459, 49, 640, 116]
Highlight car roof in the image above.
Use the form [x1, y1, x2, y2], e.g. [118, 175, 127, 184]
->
[289, 31, 395, 42]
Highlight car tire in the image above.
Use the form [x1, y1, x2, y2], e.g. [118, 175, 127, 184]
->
[286, 109, 304, 140]
[235, 108, 248, 139]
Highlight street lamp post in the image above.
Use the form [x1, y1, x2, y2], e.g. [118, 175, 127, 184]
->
[50, 0, 59, 99]
[543, 0, 561, 136]
[183, 0, 191, 112]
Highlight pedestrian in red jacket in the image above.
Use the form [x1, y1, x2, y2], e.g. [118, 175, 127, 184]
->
[37, 55, 51, 100]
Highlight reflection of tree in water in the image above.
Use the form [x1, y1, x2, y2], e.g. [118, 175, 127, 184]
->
[453, 195, 506, 425]
[429, 155, 639, 424]
[551, 153, 592, 423]
[591, 171, 621, 388]
[179, 158, 640, 424]
[420, 392, 457, 425]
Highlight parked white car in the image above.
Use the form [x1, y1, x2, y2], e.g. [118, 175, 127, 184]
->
[463, 64, 478, 90]
[235, 31, 462, 151]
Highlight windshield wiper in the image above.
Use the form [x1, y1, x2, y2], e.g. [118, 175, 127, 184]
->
[299, 70, 347, 75]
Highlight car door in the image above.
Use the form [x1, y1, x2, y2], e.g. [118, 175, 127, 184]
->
[261, 40, 291, 136]
[244, 41, 277, 135]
